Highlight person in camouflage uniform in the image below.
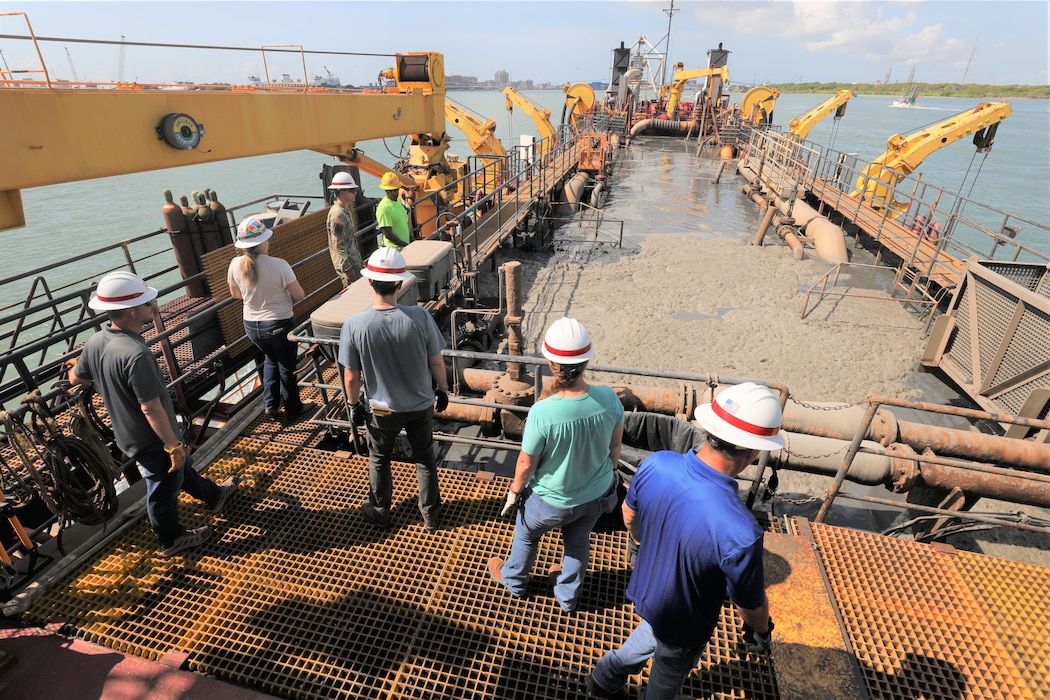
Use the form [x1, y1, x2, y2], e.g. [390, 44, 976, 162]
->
[326, 172, 364, 286]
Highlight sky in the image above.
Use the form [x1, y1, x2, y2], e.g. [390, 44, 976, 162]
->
[3, 1, 1047, 88]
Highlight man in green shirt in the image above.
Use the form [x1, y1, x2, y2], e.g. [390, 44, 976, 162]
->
[376, 171, 412, 250]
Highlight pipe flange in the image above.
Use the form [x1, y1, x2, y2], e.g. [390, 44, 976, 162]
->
[871, 409, 900, 446]
[493, 372, 534, 402]
[887, 442, 919, 493]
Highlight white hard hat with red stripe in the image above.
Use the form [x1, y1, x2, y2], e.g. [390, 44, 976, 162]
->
[361, 246, 415, 282]
[327, 171, 359, 190]
[541, 317, 595, 364]
[88, 271, 159, 311]
[694, 382, 785, 451]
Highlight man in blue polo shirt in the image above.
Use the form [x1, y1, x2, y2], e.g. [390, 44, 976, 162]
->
[587, 382, 784, 699]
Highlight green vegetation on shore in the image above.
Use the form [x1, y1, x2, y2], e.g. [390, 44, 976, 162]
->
[769, 82, 1049, 100]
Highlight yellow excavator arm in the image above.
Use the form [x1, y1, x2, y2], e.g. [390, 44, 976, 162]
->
[788, 89, 855, 140]
[662, 64, 729, 118]
[502, 86, 557, 158]
[850, 102, 1012, 205]
[0, 52, 447, 231]
[445, 102, 506, 158]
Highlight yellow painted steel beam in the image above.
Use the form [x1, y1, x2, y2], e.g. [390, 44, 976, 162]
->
[0, 53, 446, 231]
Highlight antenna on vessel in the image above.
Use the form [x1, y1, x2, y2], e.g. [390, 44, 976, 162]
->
[65, 48, 79, 84]
[116, 35, 126, 83]
[962, 36, 978, 83]
[658, 0, 679, 88]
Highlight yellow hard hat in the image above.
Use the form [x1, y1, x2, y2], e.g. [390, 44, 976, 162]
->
[380, 171, 402, 191]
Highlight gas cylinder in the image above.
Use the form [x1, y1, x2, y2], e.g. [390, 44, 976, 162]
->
[162, 190, 206, 297]
[207, 190, 234, 247]
[195, 192, 223, 253]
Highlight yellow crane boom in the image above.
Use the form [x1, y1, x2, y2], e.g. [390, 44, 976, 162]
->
[788, 89, 855, 140]
[849, 102, 1012, 207]
[445, 101, 506, 158]
[0, 51, 447, 231]
[502, 86, 556, 159]
[661, 63, 729, 119]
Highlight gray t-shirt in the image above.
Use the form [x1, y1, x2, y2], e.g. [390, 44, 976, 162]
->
[75, 327, 177, 458]
[338, 305, 445, 413]
[227, 254, 297, 321]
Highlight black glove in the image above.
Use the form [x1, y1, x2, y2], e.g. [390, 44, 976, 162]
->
[434, 388, 449, 412]
[350, 398, 369, 427]
[741, 618, 774, 655]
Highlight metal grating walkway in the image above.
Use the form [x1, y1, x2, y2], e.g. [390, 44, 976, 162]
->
[22, 439, 776, 699]
[809, 523, 1050, 699]
[18, 436, 1049, 699]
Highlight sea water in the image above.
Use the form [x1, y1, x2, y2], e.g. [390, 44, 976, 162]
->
[3, 91, 1047, 288]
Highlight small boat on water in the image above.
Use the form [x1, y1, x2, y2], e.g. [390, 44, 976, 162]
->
[892, 83, 919, 108]
[1, 9, 1048, 699]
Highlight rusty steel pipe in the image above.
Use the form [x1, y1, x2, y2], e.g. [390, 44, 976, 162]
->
[903, 460, 1050, 508]
[772, 433, 896, 485]
[752, 204, 776, 246]
[776, 221, 805, 260]
[896, 421, 1050, 473]
[501, 261, 526, 383]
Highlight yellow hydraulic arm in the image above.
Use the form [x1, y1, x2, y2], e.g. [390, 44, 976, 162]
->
[0, 51, 447, 231]
[502, 87, 557, 159]
[849, 102, 1013, 207]
[445, 102, 506, 158]
[661, 64, 729, 118]
[788, 89, 855, 140]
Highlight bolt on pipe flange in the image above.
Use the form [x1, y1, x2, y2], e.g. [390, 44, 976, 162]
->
[888, 442, 920, 493]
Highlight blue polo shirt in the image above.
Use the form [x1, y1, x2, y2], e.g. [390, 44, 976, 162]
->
[625, 450, 766, 647]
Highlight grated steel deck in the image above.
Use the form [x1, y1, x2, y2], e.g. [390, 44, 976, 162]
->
[807, 522, 1049, 700]
[19, 437, 1049, 699]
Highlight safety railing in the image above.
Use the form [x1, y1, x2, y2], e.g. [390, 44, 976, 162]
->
[739, 127, 1048, 267]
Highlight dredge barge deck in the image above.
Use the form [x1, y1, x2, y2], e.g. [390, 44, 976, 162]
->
[2, 18, 1049, 700]
[4, 409, 1048, 699]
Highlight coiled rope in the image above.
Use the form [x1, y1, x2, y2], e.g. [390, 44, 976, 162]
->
[0, 389, 121, 552]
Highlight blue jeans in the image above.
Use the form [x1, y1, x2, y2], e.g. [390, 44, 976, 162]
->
[363, 407, 441, 527]
[136, 449, 222, 547]
[591, 618, 708, 700]
[499, 484, 614, 612]
[244, 318, 302, 413]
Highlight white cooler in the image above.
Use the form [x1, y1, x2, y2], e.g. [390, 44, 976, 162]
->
[401, 240, 455, 301]
[310, 276, 418, 360]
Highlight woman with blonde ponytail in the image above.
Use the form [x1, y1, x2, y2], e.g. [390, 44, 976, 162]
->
[227, 218, 306, 418]
[487, 317, 624, 613]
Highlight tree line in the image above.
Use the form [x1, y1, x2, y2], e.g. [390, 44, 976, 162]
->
[769, 82, 1049, 100]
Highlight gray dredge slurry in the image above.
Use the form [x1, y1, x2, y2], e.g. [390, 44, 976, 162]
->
[496, 234, 1049, 568]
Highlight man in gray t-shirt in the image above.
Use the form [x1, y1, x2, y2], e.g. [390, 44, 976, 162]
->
[338, 247, 449, 531]
[70, 271, 238, 557]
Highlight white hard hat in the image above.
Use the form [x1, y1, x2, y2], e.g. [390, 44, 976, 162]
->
[235, 217, 273, 248]
[89, 271, 159, 311]
[541, 317, 595, 364]
[694, 382, 785, 451]
[361, 246, 415, 282]
[327, 171, 359, 190]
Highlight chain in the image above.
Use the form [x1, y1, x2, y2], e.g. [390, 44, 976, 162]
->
[789, 397, 869, 411]
[781, 444, 850, 461]
[773, 490, 828, 507]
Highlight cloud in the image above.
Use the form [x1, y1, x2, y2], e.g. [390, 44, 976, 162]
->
[692, 1, 971, 80]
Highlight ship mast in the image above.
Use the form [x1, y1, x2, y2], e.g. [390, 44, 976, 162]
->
[962, 36, 978, 83]
[658, 0, 678, 88]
